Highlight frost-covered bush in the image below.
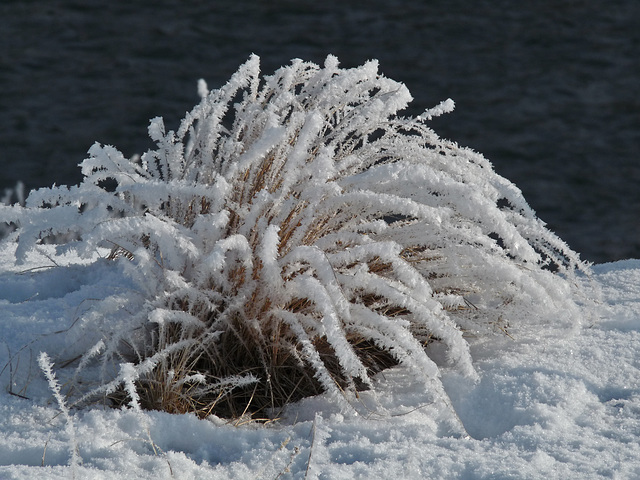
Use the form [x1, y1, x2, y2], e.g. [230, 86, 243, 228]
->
[0, 182, 24, 239]
[1, 56, 592, 419]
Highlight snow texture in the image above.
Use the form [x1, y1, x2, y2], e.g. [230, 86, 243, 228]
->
[0, 246, 639, 478]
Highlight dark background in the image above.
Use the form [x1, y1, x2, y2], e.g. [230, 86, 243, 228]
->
[1, 0, 638, 263]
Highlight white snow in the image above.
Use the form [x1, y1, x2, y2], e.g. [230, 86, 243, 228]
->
[0, 55, 633, 478]
[1, 243, 639, 479]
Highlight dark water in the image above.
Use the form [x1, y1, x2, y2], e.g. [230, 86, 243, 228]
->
[1, 0, 639, 263]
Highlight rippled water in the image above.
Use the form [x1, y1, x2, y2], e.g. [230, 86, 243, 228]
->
[1, 0, 638, 262]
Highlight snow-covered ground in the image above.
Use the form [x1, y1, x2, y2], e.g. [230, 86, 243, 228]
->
[1, 244, 639, 479]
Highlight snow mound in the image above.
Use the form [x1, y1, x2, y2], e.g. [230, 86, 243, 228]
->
[0, 253, 638, 478]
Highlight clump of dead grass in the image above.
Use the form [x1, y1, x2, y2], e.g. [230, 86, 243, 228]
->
[5, 55, 594, 421]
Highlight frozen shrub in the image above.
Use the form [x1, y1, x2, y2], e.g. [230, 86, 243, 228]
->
[1, 56, 592, 419]
[0, 181, 24, 239]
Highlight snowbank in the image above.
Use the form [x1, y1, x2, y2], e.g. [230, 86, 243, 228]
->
[1, 244, 639, 479]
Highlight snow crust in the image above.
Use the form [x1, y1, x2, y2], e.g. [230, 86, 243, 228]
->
[1, 244, 639, 479]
